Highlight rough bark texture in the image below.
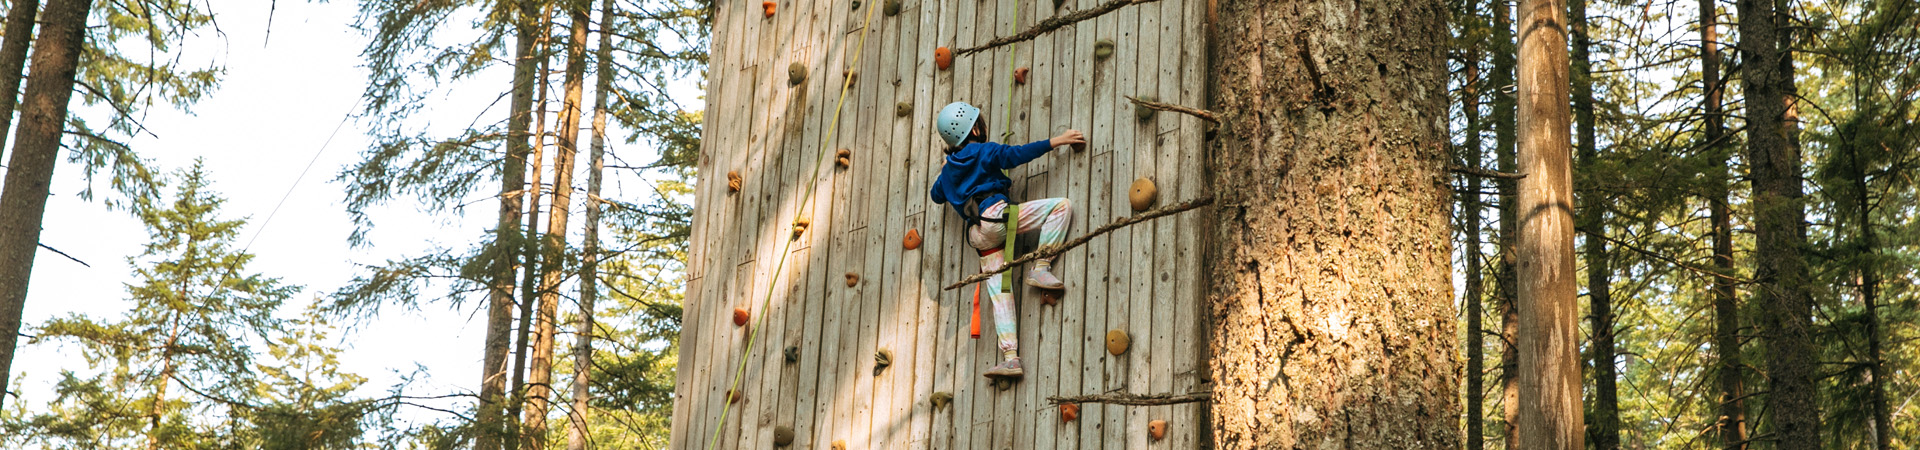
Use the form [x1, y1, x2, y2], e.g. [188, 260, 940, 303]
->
[0, 0, 93, 413]
[1737, 0, 1819, 447]
[524, 4, 588, 449]
[1462, 28, 1487, 450]
[1699, 1, 1746, 448]
[510, 17, 553, 446]
[1206, 1, 1458, 448]
[1514, 0, 1583, 447]
[0, 0, 40, 154]
[1570, 0, 1616, 447]
[564, 1, 614, 449]
[478, 1, 543, 448]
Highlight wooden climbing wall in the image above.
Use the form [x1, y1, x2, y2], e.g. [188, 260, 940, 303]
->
[671, 0, 1209, 449]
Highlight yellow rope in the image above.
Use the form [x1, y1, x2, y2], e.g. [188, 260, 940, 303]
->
[704, 0, 881, 448]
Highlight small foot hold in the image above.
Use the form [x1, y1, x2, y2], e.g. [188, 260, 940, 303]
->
[931, 391, 953, 410]
[845, 272, 860, 287]
[1149, 420, 1167, 441]
[1129, 177, 1158, 211]
[1059, 403, 1079, 422]
[1106, 329, 1131, 355]
[935, 47, 953, 71]
[726, 170, 743, 193]
[732, 307, 750, 326]
[773, 426, 795, 446]
[763, 1, 776, 18]
[1014, 67, 1030, 85]
[903, 228, 922, 250]
[784, 346, 800, 363]
[873, 349, 893, 376]
[1036, 289, 1061, 306]
[836, 149, 853, 168]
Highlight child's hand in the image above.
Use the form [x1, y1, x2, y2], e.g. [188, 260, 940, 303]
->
[1050, 129, 1087, 149]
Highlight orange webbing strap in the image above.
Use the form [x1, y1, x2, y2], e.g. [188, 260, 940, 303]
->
[971, 284, 982, 339]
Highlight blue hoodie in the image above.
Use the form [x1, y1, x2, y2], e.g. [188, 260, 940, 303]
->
[930, 139, 1055, 222]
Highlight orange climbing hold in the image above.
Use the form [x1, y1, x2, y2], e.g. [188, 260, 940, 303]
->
[1014, 67, 1030, 85]
[733, 307, 750, 326]
[763, 1, 776, 17]
[845, 272, 859, 287]
[727, 389, 743, 404]
[904, 229, 922, 250]
[935, 47, 953, 71]
[1059, 403, 1079, 422]
[836, 149, 853, 168]
[1149, 420, 1167, 441]
[727, 170, 743, 193]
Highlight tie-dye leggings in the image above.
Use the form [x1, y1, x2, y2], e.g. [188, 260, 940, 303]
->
[967, 198, 1072, 359]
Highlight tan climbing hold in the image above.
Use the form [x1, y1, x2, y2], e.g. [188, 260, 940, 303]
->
[733, 307, 750, 326]
[831, 440, 847, 450]
[845, 272, 859, 287]
[1059, 403, 1079, 422]
[896, 101, 913, 117]
[836, 149, 853, 168]
[1129, 177, 1158, 211]
[727, 170, 743, 193]
[883, 0, 901, 16]
[935, 47, 953, 71]
[1106, 329, 1130, 355]
[1014, 67, 1030, 85]
[773, 426, 795, 446]
[1149, 420, 1167, 441]
[1135, 95, 1158, 121]
[1038, 289, 1060, 306]
[904, 229, 922, 250]
[727, 389, 742, 404]
[1094, 39, 1115, 61]
[931, 391, 953, 410]
[873, 349, 892, 376]
[788, 62, 807, 86]
[763, 1, 776, 18]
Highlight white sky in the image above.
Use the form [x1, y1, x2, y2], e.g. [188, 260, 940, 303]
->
[11, 0, 549, 424]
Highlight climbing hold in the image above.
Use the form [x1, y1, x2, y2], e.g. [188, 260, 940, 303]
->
[773, 426, 795, 446]
[832, 440, 847, 450]
[903, 229, 922, 250]
[788, 62, 807, 86]
[763, 1, 776, 18]
[873, 349, 892, 376]
[843, 69, 858, 87]
[785, 346, 800, 363]
[733, 307, 751, 326]
[836, 149, 853, 168]
[1053, 0, 1066, 9]
[1014, 67, 1030, 85]
[931, 391, 953, 410]
[883, 0, 901, 16]
[1059, 403, 1079, 423]
[1135, 95, 1158, 121]
[1094, 39, 1115, 61]
[934, 47, 953, 71]
[727, 389, 743, 404]
[896, 101, 913, 117]
[727, 170, 743, 193]
[1106, 329, 1131, 355]
[845, 272, 859, 287]
[993, 379, 1015, 391]
[1037, 290, 1060, 306]
[1149, 420, 1167, 441]
[1129, 177, 1158, 211]
[793, 216, 812, 239]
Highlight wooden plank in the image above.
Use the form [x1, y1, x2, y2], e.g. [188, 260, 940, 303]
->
[1173, 0, 1208, 446]
[903, 1, 944, 447]
[676, 0, 743, 443]
[868, 4, 909, 449]
[1047, 1, 1085, 447]
[967, 0, 1000, 447]
[1094, 0, 1133, 447]
[1064, 1, 1102, 447]
[884, 3, 932, 449]
[1147, 0, 1184, 446]
[1122, 1, 1153, 446]
[927, 0, 963, 447]
[746, 4, 812, 447]
[1025, 0, 1060, 448]
[783, 0, 844, 445]
[946, 0, 981, 447]
[988, 0, 1021, 448]
[828, 228, 864, 450]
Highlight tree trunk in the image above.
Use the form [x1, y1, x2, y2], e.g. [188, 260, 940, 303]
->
[509, 9, 554, 446]
[523, 1, 587, 447]
[1736, 0, 1818, 447]
[479, 0, 543, 448]
[146, 317, 182, 450]
[564, 1, 613, 449]
[1205, 1, 1457, 448]
[1514, 0, 1583, 447]
[1570, 0, 1615, 448]
[1847, 103, 1888, 450]
[0, 0, 40, 154]
[1699, 1, 1746, 448]
[1462, 17, 1487, 450]
[1490, 0, 1520, 446]
[0, 0, 92, 413]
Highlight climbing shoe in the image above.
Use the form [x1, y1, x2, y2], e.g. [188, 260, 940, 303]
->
[1026, 265, 1065, 290]
[983, 358, 1024, 380]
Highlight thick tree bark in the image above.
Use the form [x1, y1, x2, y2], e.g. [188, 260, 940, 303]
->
[1570, 0, 1616, 448]
[523, 1, 587, 448]
[479, 1, 544, 449]
[0, 0, 92, 413]
[1490, 0, 1521, 447]
[509, 10, 554, 446]
[0, 0, 40, 154]
[1736, 0, 1818, 448]
[1462, 22, 1487, 450]
[1513, 0, 1583, 447]
[564, 1, 614, 449]
[1699, 1, 1746, 448]
[1205, 1, 1458, 448]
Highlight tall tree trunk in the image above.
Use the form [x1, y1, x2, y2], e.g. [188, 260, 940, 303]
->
[0, 0, 92, 412]
[564, 1, 613, 448]
[146, 317, 181, 450]
[1514, 0, 1583, 447]
[1462, 17, 1488, 450]
[509, 8, 554, 446]
[524, 1, 587, 448]
[1490, 0, 1521, 446]
[0, 0, 40, 154]
[1206, 1, 1458, 448]
[479, 1, 544, 448]
[1570, 0, 1616, 448]
[1848, 114, 1888, 450]
[1736, 0, 1818, 447]
[1699, 1, 1746, 447]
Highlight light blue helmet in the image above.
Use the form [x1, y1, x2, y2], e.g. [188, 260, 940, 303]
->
[936, 102, 981, 147]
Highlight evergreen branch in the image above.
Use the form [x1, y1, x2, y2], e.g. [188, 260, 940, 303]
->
[1578, 226, 1744, 283]
[1047, 390, 1212, 406]
[1124, 96, 1219, 124]
[944, 196, 1213, 291]
[36, 242, 91, 267]
[954, 0, 1167, 56]
[1449, 165, 1526, 179]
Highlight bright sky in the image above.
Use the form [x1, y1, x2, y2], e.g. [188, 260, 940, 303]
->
[12, 0, 563, 424]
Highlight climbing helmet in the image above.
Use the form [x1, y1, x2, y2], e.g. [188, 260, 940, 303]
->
[937, 101, 981, 147]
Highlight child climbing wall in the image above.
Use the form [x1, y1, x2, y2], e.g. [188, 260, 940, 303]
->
[929, 101, 1085, 380]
